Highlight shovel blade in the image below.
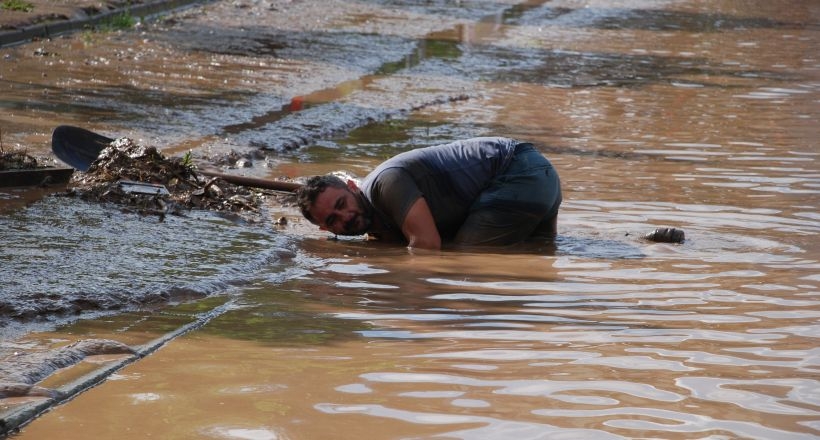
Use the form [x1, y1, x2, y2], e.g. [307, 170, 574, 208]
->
[51, 125, 114, 172]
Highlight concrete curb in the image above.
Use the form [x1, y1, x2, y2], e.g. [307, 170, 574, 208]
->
[0, 300, 234, 436]
[0, 0, 213, 48]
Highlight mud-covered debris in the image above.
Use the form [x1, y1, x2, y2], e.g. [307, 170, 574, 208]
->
[0, 148, 40, 170]
[210, 149, 264, 168]
[118, 180, 170, 195]
[65, 137, 266, 219]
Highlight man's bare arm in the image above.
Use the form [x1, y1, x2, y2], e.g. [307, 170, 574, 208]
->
[400, 197, 441, 250]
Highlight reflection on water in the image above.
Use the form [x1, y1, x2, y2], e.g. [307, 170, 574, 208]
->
[6, 0, 820, 439]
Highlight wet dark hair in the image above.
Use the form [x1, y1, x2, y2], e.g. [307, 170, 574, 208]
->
[296, 174, 348, 224]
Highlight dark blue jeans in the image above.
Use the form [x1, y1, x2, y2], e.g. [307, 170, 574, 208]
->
[453, 143, 562, 246]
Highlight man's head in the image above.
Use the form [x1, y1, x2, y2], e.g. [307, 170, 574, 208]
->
[296, 174, 373, 236]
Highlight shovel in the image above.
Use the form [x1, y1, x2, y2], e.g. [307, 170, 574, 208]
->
[51, 125, 303, 192]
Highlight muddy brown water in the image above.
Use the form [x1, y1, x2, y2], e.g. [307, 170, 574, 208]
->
[1, 0, 819, 438]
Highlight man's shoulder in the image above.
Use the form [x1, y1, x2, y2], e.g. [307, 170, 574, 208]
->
[367, 165, 407, 183]
[361, 165, 412, 194]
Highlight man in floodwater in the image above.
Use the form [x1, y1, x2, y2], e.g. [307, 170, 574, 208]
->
[296, 137, 562, 250]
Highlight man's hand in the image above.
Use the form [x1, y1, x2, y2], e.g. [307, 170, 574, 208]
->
[401, 197, 441, 250]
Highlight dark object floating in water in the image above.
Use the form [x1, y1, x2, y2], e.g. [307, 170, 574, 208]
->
[0, 167, 74, 187]
[644, 227, 685, 243]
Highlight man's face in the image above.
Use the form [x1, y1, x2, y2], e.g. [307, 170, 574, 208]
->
[308, 181, 372, 236]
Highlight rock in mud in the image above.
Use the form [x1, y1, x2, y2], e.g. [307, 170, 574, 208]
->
[644, 227, 685, 243]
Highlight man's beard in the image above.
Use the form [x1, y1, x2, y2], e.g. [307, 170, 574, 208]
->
[339, 191, 373, 236]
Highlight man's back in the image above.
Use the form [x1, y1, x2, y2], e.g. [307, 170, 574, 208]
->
[361, 137, 520, 240]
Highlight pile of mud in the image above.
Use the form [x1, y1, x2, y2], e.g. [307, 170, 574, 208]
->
[65, 137, 265, 220]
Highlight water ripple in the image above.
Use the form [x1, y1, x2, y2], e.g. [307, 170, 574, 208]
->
[533, 407, 810, 440]
[676, 377, 820, 415]
[629, 347, 820, 372]
[316, 403, 626, 439]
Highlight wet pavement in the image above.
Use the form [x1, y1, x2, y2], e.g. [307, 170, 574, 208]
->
[1, 0, 820, 438]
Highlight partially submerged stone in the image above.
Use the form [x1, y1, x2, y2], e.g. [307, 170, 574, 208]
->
[644, 227, 685, 243]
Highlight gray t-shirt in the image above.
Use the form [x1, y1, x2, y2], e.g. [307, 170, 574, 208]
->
[360, 137, 519, 240]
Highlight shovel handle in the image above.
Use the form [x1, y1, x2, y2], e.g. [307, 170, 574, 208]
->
[199, 170, 302, 192]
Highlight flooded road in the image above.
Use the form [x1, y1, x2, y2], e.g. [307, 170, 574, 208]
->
[2, 0, 819, 438]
